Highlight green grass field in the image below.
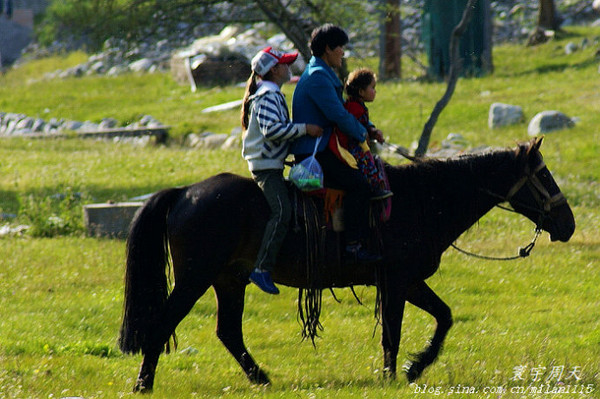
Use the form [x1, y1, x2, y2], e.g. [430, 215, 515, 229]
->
[0, 26, 599, 398]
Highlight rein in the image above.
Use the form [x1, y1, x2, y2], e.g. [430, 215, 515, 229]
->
[451, 157, 563, 261]
[451, 228, 541, 261]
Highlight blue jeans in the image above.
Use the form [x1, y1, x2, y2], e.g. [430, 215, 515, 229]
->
[251, 169, 291, 272]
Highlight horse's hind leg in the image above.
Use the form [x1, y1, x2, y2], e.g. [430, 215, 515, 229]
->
[135, 280, 212, 393]
[213, 274, 270, 385]
[380, 273, 408, 379]
[405, 281, 453, 382]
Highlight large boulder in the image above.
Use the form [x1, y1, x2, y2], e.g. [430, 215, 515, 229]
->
[170, 26, 252, 87]
[190, 53, 251, 86]
[527, 110, 575, 136]
[488, 103, 524, 128]
[170, 25, 298, 89]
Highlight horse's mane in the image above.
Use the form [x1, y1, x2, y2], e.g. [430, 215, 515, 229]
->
[382, 142, 535, 237]
[385, 142, 531, 189]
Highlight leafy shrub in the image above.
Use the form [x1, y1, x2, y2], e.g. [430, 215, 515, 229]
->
[37, 0, 139, 51]
[18, 186, 91, 237]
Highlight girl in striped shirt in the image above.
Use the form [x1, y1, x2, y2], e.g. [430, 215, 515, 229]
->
[241, 47, 322, 294]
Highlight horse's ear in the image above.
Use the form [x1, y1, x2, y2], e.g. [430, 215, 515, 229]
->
[533, 136, 544, 151]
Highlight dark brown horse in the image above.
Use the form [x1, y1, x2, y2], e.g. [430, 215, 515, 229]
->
[118, 137, 575, 392]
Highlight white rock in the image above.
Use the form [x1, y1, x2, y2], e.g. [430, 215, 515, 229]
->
[99, 118, 118, 129]
[79, 121, 100, 132]
[489, 103, 524, 128]
[441, 133, 468, 150]
[129, 58, 154, 72]
[32, 118, 45, 132]
[16, 117, 34, 130]
[221, 134, 241, 149]
[107, 65, 128, 76]
[193, 133, 228, 149]
[528, 110, 575, 136]
[565, 42, 578, 54]
[63, 120, 83, 131]
[89, 61, 106, 74]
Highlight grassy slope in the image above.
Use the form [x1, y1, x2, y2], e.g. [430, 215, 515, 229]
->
[0, 27, 599, 398]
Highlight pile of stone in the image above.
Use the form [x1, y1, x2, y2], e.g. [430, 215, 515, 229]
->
[0, 111, 166, 143]
[170, 24, 299, 88]
[36, 37, 179, 79]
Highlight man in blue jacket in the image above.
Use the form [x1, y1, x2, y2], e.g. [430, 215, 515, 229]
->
[291, 24, 381, 263]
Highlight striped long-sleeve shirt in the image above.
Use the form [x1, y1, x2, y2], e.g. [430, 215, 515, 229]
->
[242, 81, 307, 172]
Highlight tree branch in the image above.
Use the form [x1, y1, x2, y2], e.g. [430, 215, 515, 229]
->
[254, 0, 314, 62]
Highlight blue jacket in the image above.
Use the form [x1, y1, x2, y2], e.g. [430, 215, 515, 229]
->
[290, 56, 367, 155]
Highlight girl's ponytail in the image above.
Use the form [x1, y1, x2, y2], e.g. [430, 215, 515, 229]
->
[241, 71, 259, 130]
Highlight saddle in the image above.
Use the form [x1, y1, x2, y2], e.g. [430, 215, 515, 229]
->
[284, 170, 392, 343]
[286, 154, 392, 235]
[289, 186, 391, 233]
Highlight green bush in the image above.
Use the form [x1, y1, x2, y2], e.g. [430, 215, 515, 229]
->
[18, 186, 90, 237]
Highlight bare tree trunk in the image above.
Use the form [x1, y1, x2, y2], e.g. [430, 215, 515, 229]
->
[527, 0, 560, 46]
[414, 0, 479, 158]
[538, 0, 560, 30]
[380, 0, 402, 80]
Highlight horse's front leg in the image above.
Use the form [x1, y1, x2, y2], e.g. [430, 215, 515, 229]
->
[379, 271, 408, 379]
[404, 281, 453, 382]
[134, 351, 160, 393]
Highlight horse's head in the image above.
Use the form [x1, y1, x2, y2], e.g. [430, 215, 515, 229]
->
[506, 137, 575, 242]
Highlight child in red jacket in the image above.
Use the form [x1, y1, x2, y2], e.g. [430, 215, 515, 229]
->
[328, 68, 392, 199]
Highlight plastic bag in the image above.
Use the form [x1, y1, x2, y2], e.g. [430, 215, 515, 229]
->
[289, 137, 323, 191]
[289, 156, 323, 191]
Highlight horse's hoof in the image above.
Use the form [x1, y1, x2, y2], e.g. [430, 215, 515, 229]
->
[133, 379, 153, 394]
[404, 361, 421, 383]
[248, 368, 271, 386]
[382, 367, 397, 380]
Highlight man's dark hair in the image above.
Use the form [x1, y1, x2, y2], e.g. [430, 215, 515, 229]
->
[309, 24, 349, 57]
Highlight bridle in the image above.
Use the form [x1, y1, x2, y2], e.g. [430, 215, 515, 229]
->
[504, 159, 567, 216]
[451, 154, 567, 261]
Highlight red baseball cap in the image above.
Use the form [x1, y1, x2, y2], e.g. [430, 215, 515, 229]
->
[251, 46, 299, 76]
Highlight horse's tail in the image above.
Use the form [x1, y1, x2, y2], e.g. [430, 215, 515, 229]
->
[118, 187, 184, 355]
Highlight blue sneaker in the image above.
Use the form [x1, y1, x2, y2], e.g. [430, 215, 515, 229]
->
[249, 269, 280, 295]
